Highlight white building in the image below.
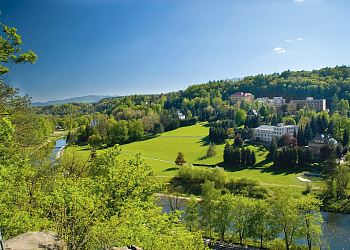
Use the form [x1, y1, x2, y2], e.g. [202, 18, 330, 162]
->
[254, 123, 298, 142]
[257, 96, 286, 107]
[176, 110, 185, 120]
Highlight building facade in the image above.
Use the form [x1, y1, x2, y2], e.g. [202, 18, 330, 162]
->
[308, 134, 337, 155]
[230, 92, 254, 102]
[290, 97, 326, 112]
[257, 96, 286, 107]
[254, 123, 298, 143]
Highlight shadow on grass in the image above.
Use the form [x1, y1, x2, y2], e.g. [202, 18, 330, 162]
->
[164, 167, 180, 172]
[216, 160, 308, 176]
[197, 136, 226, 147]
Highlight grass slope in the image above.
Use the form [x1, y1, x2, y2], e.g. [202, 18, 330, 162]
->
[63, 122, 321, 187]
[64, 123, 323, 187]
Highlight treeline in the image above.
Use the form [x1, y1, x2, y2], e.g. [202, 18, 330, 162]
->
[172, 165, 269, 199]
[34, 66, 350, 130]
[184, 185, 323, 250]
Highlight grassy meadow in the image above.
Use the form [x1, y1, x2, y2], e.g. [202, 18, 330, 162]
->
[64, 122, 324, 188]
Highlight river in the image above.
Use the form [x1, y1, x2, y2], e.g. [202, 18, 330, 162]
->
[156, 196, 350, 250]
[52, 139, 66, 158]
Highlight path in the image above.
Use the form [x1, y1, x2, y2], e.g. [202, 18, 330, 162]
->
[123, 152, 321, 189]
[123, 152, 174, 163]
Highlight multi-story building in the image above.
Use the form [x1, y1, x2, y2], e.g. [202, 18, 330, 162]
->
[290, 97, 326, 112]
[230, 92, 254, 103]
[257, 96, 286, 107]
[254, 123, 298, 142]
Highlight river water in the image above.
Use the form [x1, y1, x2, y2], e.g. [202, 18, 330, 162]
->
[52, 139, 66, 158]
[156, 196, 350, 250]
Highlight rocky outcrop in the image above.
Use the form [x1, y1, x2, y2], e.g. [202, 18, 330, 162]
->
[3, 231, 67, 250]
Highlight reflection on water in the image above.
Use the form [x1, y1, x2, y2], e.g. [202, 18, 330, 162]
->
[321, 212, 350, 250]
[51, 139, 66, 156]
[156, 196, 350, 250]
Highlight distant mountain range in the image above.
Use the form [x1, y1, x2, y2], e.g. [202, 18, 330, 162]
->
[30, 95, 118, 107]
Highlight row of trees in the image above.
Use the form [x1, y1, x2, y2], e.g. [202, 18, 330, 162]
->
[223, 143, 256, 166]
[184, 181, 323, 250]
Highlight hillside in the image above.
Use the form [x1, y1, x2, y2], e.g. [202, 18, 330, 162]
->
[30, 95, 117, 107]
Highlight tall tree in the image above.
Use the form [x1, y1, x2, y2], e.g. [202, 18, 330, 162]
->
[199, 180, 220, 241]
[184, 195, 199, 232]
[214, 194, 234, 241]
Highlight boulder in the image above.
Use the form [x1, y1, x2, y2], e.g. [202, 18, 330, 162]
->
[3, 231, 67, 250]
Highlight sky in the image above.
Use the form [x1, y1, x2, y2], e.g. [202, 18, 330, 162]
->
[1, 0, 350, 102]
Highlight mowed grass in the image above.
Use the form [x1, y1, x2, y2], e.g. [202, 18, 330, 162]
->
[64, 122, 321, 187]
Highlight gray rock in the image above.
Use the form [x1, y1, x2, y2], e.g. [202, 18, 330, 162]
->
[3, 231, 67, 250]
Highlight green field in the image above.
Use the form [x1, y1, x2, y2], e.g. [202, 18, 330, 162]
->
[65, 122, 323, 187]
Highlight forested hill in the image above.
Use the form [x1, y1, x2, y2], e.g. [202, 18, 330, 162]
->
[34, 65, 350, 116]
[182, 65, 350, 103]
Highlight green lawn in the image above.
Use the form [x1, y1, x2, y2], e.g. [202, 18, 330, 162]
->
[64, 123, 323, 187]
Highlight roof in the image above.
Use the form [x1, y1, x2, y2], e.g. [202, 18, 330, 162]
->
[247, 109, 260, 116]
[308, 134, 338, 144]
[255, 124, 298, 131]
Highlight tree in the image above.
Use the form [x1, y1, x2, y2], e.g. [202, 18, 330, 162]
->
[199, 180, 220, 241]
[184, 195, 199, 232]
[277, 133, 292, 147]
[231, 196, 255, 245]
[88, 134, 102, 149]
[268, 138, 278, 161]
[298, 196, 324, 250]
[304, 122, 313, 142]
[250, 150, 256, 166]
[249, 199, 279, 248]
[0, 11, 37, 81]
[234, 109, 247, 126]
[259, 105, 269, 116]
[343, 128, 349, 147]
[214, 194, 234, 241]
[272, 190, 303, 250]
[337, 99, 349, 116]
[234, 133, 243, 147]
[206, 142, 217, 158]
[175, 152, 186, 165]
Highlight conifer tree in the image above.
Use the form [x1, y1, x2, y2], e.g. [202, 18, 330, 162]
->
[328, 120, 334, 137]
[206, 142, 217, 157]
[343, 128, 349, 147]
[268, 138, 278, 161]
[250, 150, 256, 166]
[241, 147, 246, 165]
[304, 123, 313, 142]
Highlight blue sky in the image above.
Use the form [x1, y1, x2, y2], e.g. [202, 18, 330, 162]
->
[2, 0, 350, 102]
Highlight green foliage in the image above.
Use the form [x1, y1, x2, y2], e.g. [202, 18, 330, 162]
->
[206, 142, 217, 158]
[0, 11, 37, 79]
[175, 152, 186, 165]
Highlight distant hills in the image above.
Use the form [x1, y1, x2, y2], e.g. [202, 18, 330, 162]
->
[30, 95, 117, 107]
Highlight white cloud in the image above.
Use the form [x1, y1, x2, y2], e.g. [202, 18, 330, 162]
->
[273, 47, 282, 51]
[277, 49, 286, 53]
[297, 38, 303, 41]
[294, 0, 306, 2]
